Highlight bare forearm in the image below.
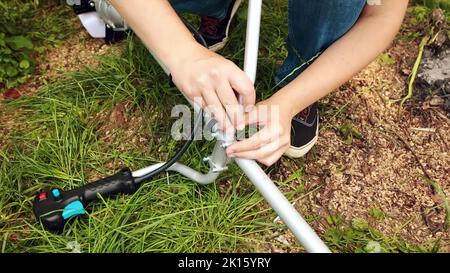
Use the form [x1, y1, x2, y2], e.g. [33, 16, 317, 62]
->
[110, 0, 255, 132]
[109, 0, 204, 73]
[274, 0, 408, 116]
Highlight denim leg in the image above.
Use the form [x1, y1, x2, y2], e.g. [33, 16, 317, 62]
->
[276, 0, 366, 86]
[169, 0, 232, 19]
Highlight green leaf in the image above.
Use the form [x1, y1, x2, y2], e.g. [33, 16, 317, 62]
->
[340, 123, 364, 144]
[365, 241, 382, 253]
[6, 35, 33, 50]
[325, 228, 344, 245]
[369, 208, 386, 220]
[411, 5, 430, 23]
[352, 218, 369, 231]
[17, 75, 28, 84]
[345, 136, 353, 145]
[6, 65, 18, 77]
[6, 79, 19, 89]
[424, 0, 440, 9]
[378, 53, 396, 65]
[344, 229, 358, 242]
[237, 6, 247, 21]
[19, 59, 30, 69]
[1, 47, 12, 54]
[35, 46, 46, 54]
[326, 214, 342, 226]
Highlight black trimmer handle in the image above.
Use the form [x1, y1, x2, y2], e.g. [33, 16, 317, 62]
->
[32, 168, 138, 233]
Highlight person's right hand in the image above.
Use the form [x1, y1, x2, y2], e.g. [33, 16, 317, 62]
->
[169, 46, 255, 134]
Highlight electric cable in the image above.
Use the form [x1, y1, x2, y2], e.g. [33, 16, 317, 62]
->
[134, 15, 208, 185]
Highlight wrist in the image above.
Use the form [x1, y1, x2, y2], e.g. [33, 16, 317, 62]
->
[273, 81, 322, 118]
[165, 42, 211, 75]
[269, 91, 298, 119]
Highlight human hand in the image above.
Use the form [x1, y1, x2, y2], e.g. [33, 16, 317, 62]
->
[226, 95, 295, 166]
[170, 46, 255, 134]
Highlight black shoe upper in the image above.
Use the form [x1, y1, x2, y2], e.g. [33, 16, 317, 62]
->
[290, 102, 319, 148]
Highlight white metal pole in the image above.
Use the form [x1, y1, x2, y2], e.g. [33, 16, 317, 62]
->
[243, 0, 262, 84]
[235, 158, 331, 253]
[237, 0, 331, 253]
[132, 0, 330, 252]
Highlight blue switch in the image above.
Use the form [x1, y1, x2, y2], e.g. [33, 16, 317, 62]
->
[62, 201, 86, 220]
[52, 189, 61, 198]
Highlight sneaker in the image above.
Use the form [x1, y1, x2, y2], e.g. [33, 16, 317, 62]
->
[198, 0, 243, 51]
[284, 102, 319, 158]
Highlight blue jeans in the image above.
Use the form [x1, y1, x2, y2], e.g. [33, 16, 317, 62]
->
[169, 0, 366, 87]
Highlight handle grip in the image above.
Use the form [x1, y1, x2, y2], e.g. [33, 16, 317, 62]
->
[81, 169, 138, 203]
[33, 168, 138, 233]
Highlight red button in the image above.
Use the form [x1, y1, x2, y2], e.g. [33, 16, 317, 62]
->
[39, 192, 47, 201]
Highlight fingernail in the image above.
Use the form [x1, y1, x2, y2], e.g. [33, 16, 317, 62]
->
[237, 123, 245, 131]
[245, 105, 254, 113]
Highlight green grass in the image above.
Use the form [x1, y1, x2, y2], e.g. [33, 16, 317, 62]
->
[0, 33, 285, 252]
[0, 1, 75, 90]
[322, 214, 441, 253]
[0, 0, 441, 253]
[0, 0, 289, 252]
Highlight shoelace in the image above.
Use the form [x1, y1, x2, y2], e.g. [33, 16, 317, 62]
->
[200, 16, 222, 36]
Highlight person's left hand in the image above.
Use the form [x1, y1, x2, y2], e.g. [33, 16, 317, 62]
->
[225, 95, 294, 166]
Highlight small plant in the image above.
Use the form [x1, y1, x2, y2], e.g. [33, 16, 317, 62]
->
[326, 214, 343, 226]
[351, 218, 369, 231]
[0, 33, 35, 89]
[413, 0, 450, 12]
[364, 241, 382, 253]
[324, 217, 438, 253]
[0, 1, 36, 89]
[339, 122, 365, 145]
[369, 207, 386, 221]
[0, 0, 71, 91]
[378, 53, 396, 65]
[412, 0, 450, 21]
[411, 5, 432, 24]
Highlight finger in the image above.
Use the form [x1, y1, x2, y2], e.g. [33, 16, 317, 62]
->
[215, 81, 244, 130]
[228, 67, 256, 111]
[202, 89, 235, 134]
[226, 127, 274, 154]
[244, 107, 258, 126]
[257, 147, 287, 166]
[243, 105, 270, 127]
[230, 140, 283, 160]
[192, 96, 206, 108]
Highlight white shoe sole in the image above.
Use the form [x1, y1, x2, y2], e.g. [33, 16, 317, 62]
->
[284, 135, 318, 158]
[283, 126, 319, 159]
[208, 0, 243, 52]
